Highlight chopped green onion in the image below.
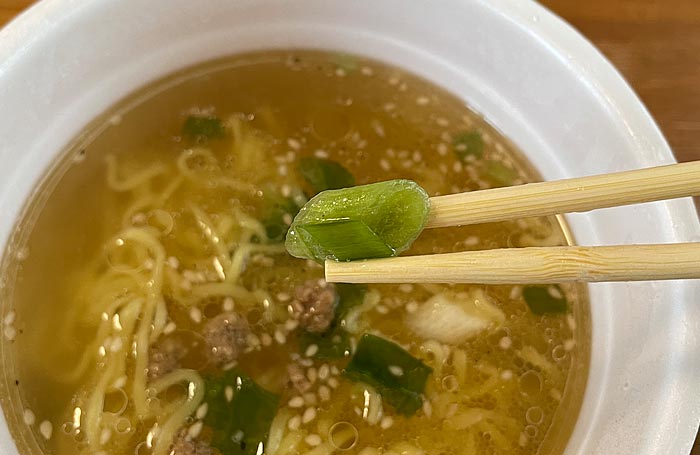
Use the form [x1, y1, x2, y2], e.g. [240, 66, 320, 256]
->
[298, 157, 356, 194]
[299, 328, 352, 360]
[182, 115, 226, 139]
[343, 334, 432, 415]
[260, 189, 304, 242]
[296, 220, 395, 261]
[332, 53, 358, 72]
[285, 179, 430, 263]
[483, 160, 517, 187]
[204, 370, 280, 455]
[523, 285, 568, 315]
[335, 283, 367, 320]
[453, 130, 484, 161]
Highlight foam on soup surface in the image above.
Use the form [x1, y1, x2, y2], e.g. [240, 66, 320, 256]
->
[0, 51, 589, 455]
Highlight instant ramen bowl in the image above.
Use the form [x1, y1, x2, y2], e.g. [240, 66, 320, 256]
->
[0, 0, 699, 454]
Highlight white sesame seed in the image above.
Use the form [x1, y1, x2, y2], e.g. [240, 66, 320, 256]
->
[416, 96, 429, 105]
[330, 366, 340, 375]
[39, 421, 52, 440]
[412, 151, 422, 162]
[276, 292, 291, 302]
[383, 102, 396, 112]
[110, 337, 123, 353]
[195, 403, 208, 420]
[4, 311, 16, 326]
[189, 308, 202, 324]
[100, 428, 112, 445]
[406, 301, 418, 314]
[422, 400, 433, 417]
[23, 409, 35, 426]
[303, 392, 318, 406]
[261, 333, 272, 347]
[361, 66, 374, 76]
[398, 284, 413, 293]
[112, 376, 127, 389]
[285, 319, 299, 332]
[288, 396, 304, 408]
[305, 434, 322, 446]
[287, 415, 301, 430]
[287, 138, 302, 150]
[389, 76, 399, 85]
[274, 330, 287, 345]
[307, 367, 318, 383]
[499, 337, 512, 350]
[388, 365, 404, 377]
[564, 339, 576, 351]
[302, 407, 317, 424]
[4, 326, 16, 341]
[379, 159, 391, 171]
[328, 378, 339, 389]
[335, 68, 347, 77]
[225, 386, 234, 403]
[376, 305, 389, 314]
[305, 344, 319, 357]
[314, 149, 329, 158]
[452, 161, 463, 173]
[318, 364, 330, 380]
[380, 416, 394, 429]
[283, 213, 293, 226]
[318, 385, 331, 402]
[501, 369, 514, 380]
[167, 256, 179, 269]
[188, 421, 204, 439]
[278, 165, 288, 176]
[548, 286, 564, 299]
[464, 236, 479, 246]
[437, 143, 449, 156]
[435, 117, 450, 127]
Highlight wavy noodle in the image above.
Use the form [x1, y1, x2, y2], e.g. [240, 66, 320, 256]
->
[150, 369, 205, 455]
[67, 135, 288, 453]
[105, 154, 167, 192]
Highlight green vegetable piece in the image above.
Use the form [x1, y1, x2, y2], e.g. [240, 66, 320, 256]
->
[297, 284, 366, 360]
[296, 220, 395, 261]
[343, 334, 432, 415]
[484, 160, 517, 187]
[204, 370, 280, 455]
[285, 180, 430, 263]
[299, 328, 352, 360]
[523, 285, 568, 315]
[298, 157, 356, 194]
[332, 53, 358, 72]
[453, 130, 484, 161]
[335, 283, 367, 320]
[260, 189, 304, 242]
[182, 115, 226, 139]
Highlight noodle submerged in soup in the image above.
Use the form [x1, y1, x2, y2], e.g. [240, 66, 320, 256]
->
[0, 51, 589, 455]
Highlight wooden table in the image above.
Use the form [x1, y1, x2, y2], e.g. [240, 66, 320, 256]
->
[1, 0, 699, 453]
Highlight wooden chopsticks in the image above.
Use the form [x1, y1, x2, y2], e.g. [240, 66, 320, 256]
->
[325, 162, 700, 284]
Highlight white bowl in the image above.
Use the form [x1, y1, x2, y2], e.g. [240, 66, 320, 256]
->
[1, 0, 699, 454]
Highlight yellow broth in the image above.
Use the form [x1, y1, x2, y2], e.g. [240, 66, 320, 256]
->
[0, 51, 589, 455]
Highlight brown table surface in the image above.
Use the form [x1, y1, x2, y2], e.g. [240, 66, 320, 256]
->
[1, 0, 699, 453]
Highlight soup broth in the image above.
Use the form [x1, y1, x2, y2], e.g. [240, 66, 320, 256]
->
[0, 51, 589, 455]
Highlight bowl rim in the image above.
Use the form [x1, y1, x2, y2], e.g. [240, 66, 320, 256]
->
[0, 0, 699, 454]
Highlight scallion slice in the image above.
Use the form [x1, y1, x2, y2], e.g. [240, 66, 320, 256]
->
[285, 179, 430, 263]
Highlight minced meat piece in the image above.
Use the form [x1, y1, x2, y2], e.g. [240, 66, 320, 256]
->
[202, 312, 249, 366]
[287, 363, 311, 393]
[292, 280, 336, 333]
[148, 337, 187, 381]
[170, 428, 211, 455]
